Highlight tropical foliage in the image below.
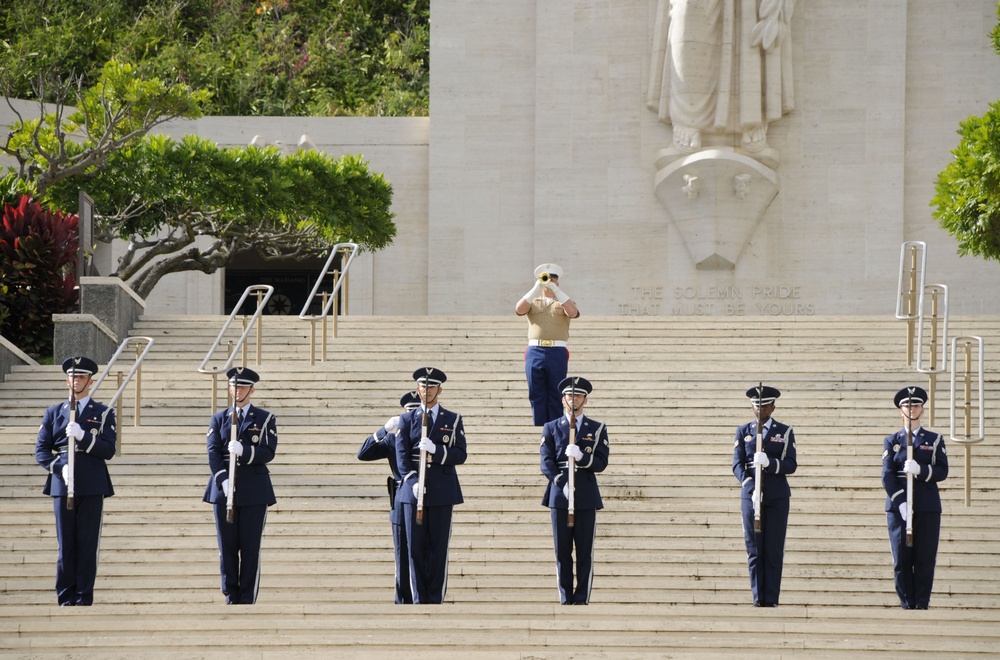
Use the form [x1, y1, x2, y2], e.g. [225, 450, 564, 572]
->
[0, 195, 79, 356]
[0, 0, 429, 117]
[43, 134, 395, 299]
[931, 5, 1000, 262]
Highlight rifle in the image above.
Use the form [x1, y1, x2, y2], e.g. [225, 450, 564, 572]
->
[226, 406, 238, 523]
[66, 375, 78, 511]
[752, 383, 764, 534]
[905, 388, 915, 548]
[567, 403, 577, 528]
[416, 409, 430, 525]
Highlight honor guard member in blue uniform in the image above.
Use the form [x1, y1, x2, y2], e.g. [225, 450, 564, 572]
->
[357, 390, 421, 604]
[203, 367, 278, 605]
[732, 385, 797, 607]
[34, 356, 117, 606]
[515, 263, 581, 425]
[394, 367, 467, 604]
[882, 386, 948, 610]
[540, 376, 610, 605]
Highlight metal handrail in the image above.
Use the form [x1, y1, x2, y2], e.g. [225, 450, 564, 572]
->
[197, 285, 274, 412]
[895, 241, 926, 367]
[895, 241, 927, 320]
[298, 242, 359, 320]
[915, 283, 948, 426]
[915, 284, 949, 374]
[950, 336, 985, 445]
[198, 285, 274, 375]
[298, 242, 359, 364]
[90, 337, 156, 408]
[949, 336, 986, 507]
[89, 336, 155, 454]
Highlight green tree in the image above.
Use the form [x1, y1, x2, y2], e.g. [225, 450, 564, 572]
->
[932, 103, 1000, 261]
[43, 134, 395, 299]
[1, 60, 209, 196]
[931, 7, 1000, 262]
[0, 0, 429, 117]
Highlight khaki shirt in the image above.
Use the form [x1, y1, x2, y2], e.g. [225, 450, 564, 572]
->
[525, 297, 571, 342]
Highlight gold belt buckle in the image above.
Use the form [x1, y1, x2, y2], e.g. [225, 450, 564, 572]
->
[540, 339, 554, 347]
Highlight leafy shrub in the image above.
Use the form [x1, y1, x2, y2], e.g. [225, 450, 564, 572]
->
[0, 195, 79, 357]
[0, 0, 429, 117]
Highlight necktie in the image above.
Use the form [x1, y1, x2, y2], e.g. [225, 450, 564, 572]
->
[237, 409, 244, 425]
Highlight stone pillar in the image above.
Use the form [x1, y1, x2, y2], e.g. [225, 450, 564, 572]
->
[79, 277, 146, 342]
[52, 314, 118, 365]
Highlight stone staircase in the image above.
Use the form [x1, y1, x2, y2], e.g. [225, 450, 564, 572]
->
[1, 314, 998, 658]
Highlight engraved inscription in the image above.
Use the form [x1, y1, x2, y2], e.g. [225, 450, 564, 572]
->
[619, 284, 814, 316]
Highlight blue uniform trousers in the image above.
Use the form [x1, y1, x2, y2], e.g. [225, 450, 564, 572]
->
[214, 502, 268, 604]
[741, 495, 789, 606]
[887, 510, 941, 608]
[53, 494, 104, 606]
[402, 502, 452, 604]
[392, 500, 413, 604]
[551, 507, 597, 604]
[525, 346, 568, 426]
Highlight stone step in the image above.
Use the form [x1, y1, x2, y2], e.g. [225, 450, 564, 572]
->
[2, 314, 998, 657]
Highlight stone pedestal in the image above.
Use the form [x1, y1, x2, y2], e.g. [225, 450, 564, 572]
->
[653, 148, 779, 269]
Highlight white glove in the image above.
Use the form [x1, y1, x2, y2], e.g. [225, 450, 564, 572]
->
[562, 483, 570, 499]
[545, 282, 570, 304]
[222, 479, 232, 498]
[753, 451, 770, 469]
[383, 416, 400, 432]
[66, 421, 84, 441]
[751, 489, 761, 509]
[521, 280, 544, 302]
[61, 465, 69, 483]
[898, 502, 908, 522]
[228, 440, 244, 456]
[903, 459, 920, 476]
[566, 444, 584, 461]
[412, 482, 421, 498]
[418, 437, 435, 454]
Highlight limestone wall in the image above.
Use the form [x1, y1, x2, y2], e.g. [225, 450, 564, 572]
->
[427, 0, 1000, 317]
[4, 2, 1000, 317]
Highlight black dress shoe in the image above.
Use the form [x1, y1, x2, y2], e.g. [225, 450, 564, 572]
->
[59, 602, 75, 607]
[753, 602, 761, 607]
[916, 605, 928, 610]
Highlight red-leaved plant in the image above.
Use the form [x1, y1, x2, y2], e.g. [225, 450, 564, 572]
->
[0, 195, 79, 357]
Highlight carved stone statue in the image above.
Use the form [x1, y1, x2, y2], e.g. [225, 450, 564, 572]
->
[647, 0, 796, 165]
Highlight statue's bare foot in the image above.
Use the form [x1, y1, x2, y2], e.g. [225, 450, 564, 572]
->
[741, 124, 768, 153]
[672, 125, 702, 152]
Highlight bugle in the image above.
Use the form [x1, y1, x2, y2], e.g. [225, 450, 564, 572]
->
[226, 406, 238, 523]
[416, 410, 429, 525]
[66, 379, 77, 511]
[567, 406, 577, 528]
[538, 272, 551, 283]
[752, 383, 764, 534]
[905, 392, 914, 548]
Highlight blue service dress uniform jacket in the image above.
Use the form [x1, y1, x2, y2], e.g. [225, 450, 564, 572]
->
[34, 398, 117, 605]
[358, 425, 412, 603]
[540, 414, 610, 604]
[394, 406, 466, 603]
[203, 404, 278, 604]
[881, 426, 948, 608]
[732, 418, 797, 606]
